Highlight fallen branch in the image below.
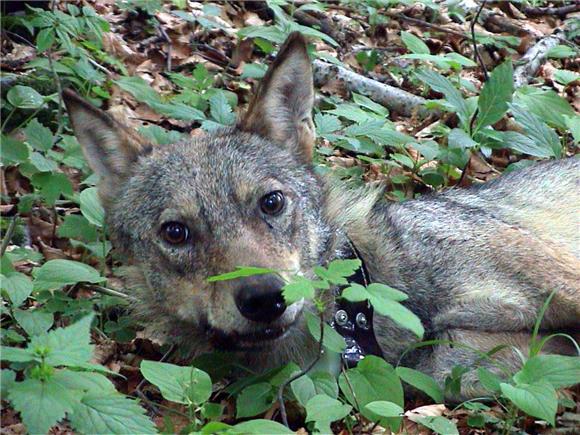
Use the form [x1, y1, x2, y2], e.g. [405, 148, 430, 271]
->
[523, 3, 580, 18]
[513, 30, 564, 88]
[458, 0, 529, 36]
[313, 60, 432, 118]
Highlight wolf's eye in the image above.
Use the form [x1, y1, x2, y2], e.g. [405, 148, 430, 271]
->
[161, 222, 189, 245]
[260, 191, 285, 216]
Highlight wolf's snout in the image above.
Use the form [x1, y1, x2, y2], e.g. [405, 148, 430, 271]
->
[234, 276, 287, 323]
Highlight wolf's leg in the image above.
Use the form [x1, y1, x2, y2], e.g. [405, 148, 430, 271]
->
[414, 329, 579, 401]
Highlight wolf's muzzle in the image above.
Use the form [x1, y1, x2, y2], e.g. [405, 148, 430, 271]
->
[234, 275, 287, 323]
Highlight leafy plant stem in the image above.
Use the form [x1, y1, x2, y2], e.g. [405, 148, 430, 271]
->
[529, 289, 558, 357]
[1, 108, 16, 132]
[1, 216, 17, 256]
[277, 310, 325, 428]
[470, 0, 489, 81]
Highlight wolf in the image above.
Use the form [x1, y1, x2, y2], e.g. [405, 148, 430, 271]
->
[63, 32, 579, 399]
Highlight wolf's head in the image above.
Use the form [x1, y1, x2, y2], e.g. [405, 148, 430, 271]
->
[64, 33, 343, 361]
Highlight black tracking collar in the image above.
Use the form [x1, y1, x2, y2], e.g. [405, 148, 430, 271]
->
[331, 240, 384, 368]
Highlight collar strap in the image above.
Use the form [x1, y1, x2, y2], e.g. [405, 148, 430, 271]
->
[331, 239, 384, 367]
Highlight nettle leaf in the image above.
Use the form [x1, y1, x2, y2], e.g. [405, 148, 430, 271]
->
[1, 272, 33, 306]
[413, 416, 459, 435]
[7, 377, 79, 434]
[415, 70, 471, 128]
[33, 259, 105, 292]
[80, 187, 105, 227]
[306, 394, 352, 424]
[401, 31, 430, 55]
[364, 400, 403, 418]
[209, 92, 235, 126]
[314, 259, 361, 285]
[1, 346, 36, 363]
[315, 113, 342, 135]
[140, 360, 212, 405]
[236, 382, 275, 418]
[514, 355, 580, 388]
[24, 119, 53, 152]
[7, 85, 45, 109]
[13, 308, 54, 336]
[509, 104, 561, 158]
[29, 314, 94, 367]
[305, 311, 346, 353]
[282, 276, 316, 304]
[352, 93, 389, 117]
[69, 393, 157, 434]
[476, 60, 513, 130]
[500, 381, 557, 426]
[207, 266, 276, 282]
[339, 356, 403, 431]
[396, 367, 444, 403]
[31, 172, 74, 205]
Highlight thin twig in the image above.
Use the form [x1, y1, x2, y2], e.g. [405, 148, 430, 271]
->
[471, 0, 489, 81]
[84, 284, 136, 301]
[340, 363, 363, 434]
[156, 18, 172, 72]
[48, 0, 65, 143]
[1, 217, 17, 256]
[388, 12, 467, 39]
[278, 310, 326, 428]
[523, 3, 580, 18]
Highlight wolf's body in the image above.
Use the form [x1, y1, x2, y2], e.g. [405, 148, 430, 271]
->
[64, 33, 579, 400]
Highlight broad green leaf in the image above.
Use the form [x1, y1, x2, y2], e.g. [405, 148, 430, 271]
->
[514, 355, 580, 388]
[396, 367, 444, 403]
[510, 104, 561, 157]
[8, 377, 79, 434]
[13, 309, 54, 336]
[291, 374, 316, 407]
[1, 136, 30, 164]
[33, 259, 105, 292]
[311, 371, 339, 399]
[1, 272, 33, 306]
[514, 87, 575, 130]
[31, 172, 74, 205]
[236, 382, 274, 418]
[500, 382, 557, 426]
[413, 416, 459, 435]
[69, 393, 157, 434]
[476, 60, 513, 130]
[547, 45, 577, 59]
[314, 259, 361, 285]
[207, 266, 276, 282]
[140, 360, 212, 405]
[7, 85, 44, 109]
[415, 70, 471, 128]
[371, 297, 424, 338]
[57, 214, 99, 243]
[448, 128, 477, 149]
[283, 276, 316, 304]
[305, 311, 346, 353]
[1, 369, 16, 397]
[80, 187, 105, 227]
[1, 346, 36, 362]
[553, 69, 579, 86]
[29, 152, 58, 172]
[499, 131, 555, 158]
[352, 93, 389, 116]
[477, 367, 502, 393]
[24, 119, 53, 151]
[315, 113, 342, 135]
[230, 419, 293, 434]
[401, 31, 430, 55]
[29, 314, 95, 367]
[364, 400, 403, 417]
[366, 283, 408, 302]
[36, 28, 55, 52]
[564, 115, 580, 144]
[209, 92, 235, 125]
[306, 394, 352, 423]
[52, 370, 117, 393]
[341, 283, 368, 302]
[115, 76, 161, 105]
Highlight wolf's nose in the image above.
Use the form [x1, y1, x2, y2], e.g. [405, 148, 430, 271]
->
[235, 276, 287, 323]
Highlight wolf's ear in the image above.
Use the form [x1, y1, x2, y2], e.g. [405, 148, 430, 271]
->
[63, 90, 150, 196]
[238, 32, 315, 162]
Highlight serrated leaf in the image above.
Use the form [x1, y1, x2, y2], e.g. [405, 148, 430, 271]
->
[57, 214, 99, 243]
[510, 103, 561, 157]
[315, 113, 342, 135]
[1, 135, 30, 164]
[366, 283, 408, 302]
[564, 115, 580, 143]
[282, 276, 316, 304]
[514, 355, 580, 388]
[306, 394, 352, 423]
[352, 93, 389, 116]
[7, 85, 44, 109]
[413, 416, 459, 435]
[29, 152, 58, 172]
[305, 311, 346, 353]
[1, 369, 16, 398]
[8, 377, 79, 434]
[236, 382, 274, 418]
[396, 367, 444, 403]
[209, 92, 235, 125]
[500, 382, 557, 425]
[69, 393, 157, 434]
[364, 400, 403, 417]
[207, 266, 276, 282]
[314, 259, 361, 285]
[499, 131, 554, 158]
[1, 272, 33, 306]
[13, 309, 54, 336]
[31, 172, 73, 205]
[33, 259, 105, 292]
[401, 31, 430, 55]
[476, 60, 513, 130]
[0, 346, 36, 362]
[24, 119, 53, 151]
[80, 187, 105, 227]
[140, 360, 212, 405]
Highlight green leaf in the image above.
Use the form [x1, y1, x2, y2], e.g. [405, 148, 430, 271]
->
[364, 400, 403, 417]
[7, 85, 44, 109]
[29, 314, 95, 367]
[140, 360, 212, 405]
[396, 367, 444, 403]
[1, 136, 30, 164]
[352, 93, 389, 117]
[500, 381, 557, 426]
[371, 296, 424, 338]
[476, 60, 513, 130]
[553, 69, 580, 86]
[1, 369, 16, 397]
[8, 377, 79, 434]
[207, 266, 276, 282]
[510, 103, 561, 157]
[229, 419, 293, 434]
[547, 45, 578, 59]
[514, 355, 580, 388]
[115, 76, 161, 105]
[499, 131, 554, 158]
[1, 346, 36, 362]
[13, 309, 54, 336]
[415, 70, 471, 128]
[291, 374, 316, 407]
[564, 115, 580, 144]
[236, 382, 274, 418]
[282, 276, 316, 304]
[69, 393, 157, 434]
[80, 187, 105, 227]
[52, 370, 117, 394]
[36, 28, 55, 52]
[1, 272, 33, 306]
[413, 416, 459, 435]
[314, 259, 361, 285]
[305, 311, 346, 353]
[29, 152, 58, 172]
[514, 87, 575, 130]
[477, 367, 502, 393]
[57, 214, 99, 243]
[209, 92, 235, 125]
[33, 259, 105, 292]
[401, 31, 430, 55]
[24, 119, 53, 152]
[315, 113, 342, 135]
[341, 283, 368, 302]
[366, 283, 408, 302]
[448, 128, 477, 149]
[306, 394, 352, 424]
[31, 172, 74, 205]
